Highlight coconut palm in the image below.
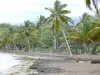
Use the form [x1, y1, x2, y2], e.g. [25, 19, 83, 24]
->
[69, 13, 94, 51]
[36, 15, 47, 41]
[36, 15, 46, 29]
[45, 0, 74, 55]
[20, 20, 35, 52]
[0, 28, 10, 50]
[85, 0, 100, 14]
[69, 13, 100, 54]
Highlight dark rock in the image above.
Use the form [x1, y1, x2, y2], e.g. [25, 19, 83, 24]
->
[37, 67, 66, 73]
[91, 60, 100, 64]
[29, 63, 43, 69]
[29, 59, 66, 75]
[29, 59, 50, 69]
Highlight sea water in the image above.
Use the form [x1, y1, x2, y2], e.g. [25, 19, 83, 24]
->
[0, 53, 20, 75]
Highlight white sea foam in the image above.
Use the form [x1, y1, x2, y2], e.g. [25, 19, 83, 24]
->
[0, 53, 20, 74]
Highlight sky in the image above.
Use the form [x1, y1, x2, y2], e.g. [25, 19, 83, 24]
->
[0, 0, 94, 24]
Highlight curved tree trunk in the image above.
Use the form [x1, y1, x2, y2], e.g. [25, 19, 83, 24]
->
[13, 41, 19, 52]
[62, 29, 72, 56]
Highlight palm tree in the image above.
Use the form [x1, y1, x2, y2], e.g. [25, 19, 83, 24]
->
[20, 20, 34, 52]
[69, 13, 100, 54]
[85, 0, 100, 14]
[36, 15, 47, 41]
[45, 0, 74, 55]
[36, 15, 46, 29]
[0, 28, 10, 50]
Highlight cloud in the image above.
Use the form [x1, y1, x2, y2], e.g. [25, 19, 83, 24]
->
[0, 0, 94, 23]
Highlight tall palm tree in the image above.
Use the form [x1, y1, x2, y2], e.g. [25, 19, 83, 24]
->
[45, 0, 74, 55]
[85, 0, 100, 14]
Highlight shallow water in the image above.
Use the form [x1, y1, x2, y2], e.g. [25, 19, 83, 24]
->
[0, 52, 20, 75]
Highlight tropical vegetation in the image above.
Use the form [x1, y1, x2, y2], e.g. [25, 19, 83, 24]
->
[0, 0, 100, 55]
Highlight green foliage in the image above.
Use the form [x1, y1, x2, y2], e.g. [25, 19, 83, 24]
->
[69, 12, 100, 54]
[85, 0, 100, 14]
[69, 13, 94, 44]
[45, 0, 74, 32]
[96, 46, 100, 51]
[0, 0, 100, 54]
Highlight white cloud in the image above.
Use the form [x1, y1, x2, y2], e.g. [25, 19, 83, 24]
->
[0, 0, 95, 23]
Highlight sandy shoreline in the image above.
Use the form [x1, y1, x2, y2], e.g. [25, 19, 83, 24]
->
[4, 61, 35, 75]
[2, 53, 36, 75]
[2, 52, 100, 75]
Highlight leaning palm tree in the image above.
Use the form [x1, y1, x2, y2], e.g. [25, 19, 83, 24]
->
[45, 0, 74, 55]
[85, 0, 100, 14]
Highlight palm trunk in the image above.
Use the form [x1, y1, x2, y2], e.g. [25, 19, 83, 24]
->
[83, 43, 91, 54]
[52, 17, 57, 52]
[13, 42, 19, 52]
[53, 35, 57, 51]
[83, 44, 87, 54]
[41, 28, 42, 40]
[14, 44, 19, 52]
[91, 44, 98, 54]
[79, 48, 82, 54]
[62, 29, 72, 56]
[27, 40, 31, 52]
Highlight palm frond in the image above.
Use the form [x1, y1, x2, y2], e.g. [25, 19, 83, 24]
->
[54, 0, 60, 11]
[59, 10, 70, 14]
[88, 27, 100, 42]
[85, 0, 100, 14]
[69, 31, 85, 43]
[92, 19, 100, 27]
[60, 4, 67, 10]
[45, 16, 53, 24]
[55, 18, 60, 32]
[88, 27, 100, 38]
[92, 0, 100, 14]
[85, 0, 92, 9]
[59, 16, 68, 24]
[45, 7, 55, 14]
[65, 16, 74, 25]
[52, 19, 56, 32]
